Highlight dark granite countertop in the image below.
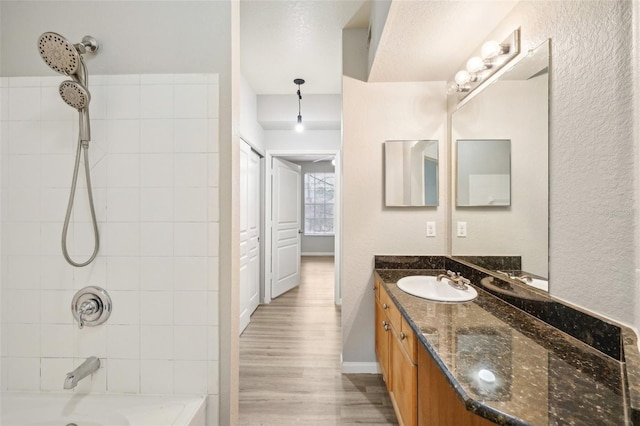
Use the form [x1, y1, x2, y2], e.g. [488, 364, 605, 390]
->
[375, 268, 635, 426]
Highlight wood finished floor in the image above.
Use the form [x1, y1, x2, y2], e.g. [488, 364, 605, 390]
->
[239, 256, 398, 426]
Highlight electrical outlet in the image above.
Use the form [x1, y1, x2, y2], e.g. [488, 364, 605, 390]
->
[426, 221, 436, 237]
[457, 221, 467, 237]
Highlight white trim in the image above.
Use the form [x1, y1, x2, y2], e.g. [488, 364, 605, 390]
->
[301, 252, 335, 257]
[341, 361, 381, 374]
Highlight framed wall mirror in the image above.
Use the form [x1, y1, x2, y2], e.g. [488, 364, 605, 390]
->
[457, 139, 511, 207]
[451, 39, 550, 288]
[385, 140, 439, 207]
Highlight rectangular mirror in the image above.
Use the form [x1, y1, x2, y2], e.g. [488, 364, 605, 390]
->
[456, 139, 511, 207]
[385, 140, 439, 206]
[451, 39, 549, 286]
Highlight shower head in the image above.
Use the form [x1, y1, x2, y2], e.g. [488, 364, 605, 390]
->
[59, 81, 90, 110]
[38, 32, 80, 76]
[60, 81, 91, 142]
[37, 32, 99, 76]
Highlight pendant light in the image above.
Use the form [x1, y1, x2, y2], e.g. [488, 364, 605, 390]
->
[294, 78, 305, 132]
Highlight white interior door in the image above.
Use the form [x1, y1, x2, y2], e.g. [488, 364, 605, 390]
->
[247, 148, 261, 315]
[240, 141, 261, 334]
[271, 157, 301, 298]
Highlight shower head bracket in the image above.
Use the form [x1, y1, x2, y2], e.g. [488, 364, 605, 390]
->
[76, 36, 99, 54]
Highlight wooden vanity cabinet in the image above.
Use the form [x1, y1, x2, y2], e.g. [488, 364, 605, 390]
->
[375, 276, 496, 426]
[374, 277, 418, 426]
[417, 327, 496, 426]
[389, 326, 417, 425]
[375, 296, 391, 384]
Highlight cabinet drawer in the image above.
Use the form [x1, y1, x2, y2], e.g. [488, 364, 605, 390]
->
[390, 325, 418, 426]
[380, 285, 402, 331]
[400, 315, 417, 364]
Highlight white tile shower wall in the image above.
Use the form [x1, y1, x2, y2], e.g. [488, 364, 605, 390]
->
[0, 74, 220, 397]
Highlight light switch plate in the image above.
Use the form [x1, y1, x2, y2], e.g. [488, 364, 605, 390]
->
[426, 221, 436, 237]
[457, 221, 467, 237]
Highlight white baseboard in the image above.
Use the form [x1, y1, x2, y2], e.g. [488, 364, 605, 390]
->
[341, 361, 381, 374]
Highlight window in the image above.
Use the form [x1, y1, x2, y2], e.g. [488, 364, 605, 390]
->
[304, 172, 335, 236]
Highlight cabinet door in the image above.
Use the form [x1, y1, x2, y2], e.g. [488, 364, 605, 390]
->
[375, 300, 391, 386]
[390, 328, 417, 426]
[418, 344, 496, 426]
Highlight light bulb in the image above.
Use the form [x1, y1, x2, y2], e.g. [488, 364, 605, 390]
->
[481, 40, 501, 59]
[295, 114, 304, 132]
[454, 70, 471, 85]
[466, 56, 485, 73]
[446, 82, 459, 95]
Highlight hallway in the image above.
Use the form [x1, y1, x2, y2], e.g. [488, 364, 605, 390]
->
[239, 256, 397, 425]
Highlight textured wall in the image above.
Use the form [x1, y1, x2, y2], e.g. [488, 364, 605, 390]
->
[635, 0, 640, 334]
[477, 1, 636, 327]
[342, 78, 447, 366]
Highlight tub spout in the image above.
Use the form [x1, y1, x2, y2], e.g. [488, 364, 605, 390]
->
[64, 356, 100, 389]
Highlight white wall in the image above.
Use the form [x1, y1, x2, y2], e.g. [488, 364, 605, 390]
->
[257, 94, 341, 131]
[367, 0, 392, 75]
[264, 129, 341, 152]
[0, 73, 220, 399]
[478, 1, 636, 329]
[1, 2, 230, 76]
[239, 74, 264, 152]
[343, 28, 369, 82]
[342, 78, 447, 366]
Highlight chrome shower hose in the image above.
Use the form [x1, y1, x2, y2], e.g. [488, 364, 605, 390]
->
[61, 135, 99, 267]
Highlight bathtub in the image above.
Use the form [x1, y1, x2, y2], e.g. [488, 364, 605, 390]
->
[0, 392, 206, 426]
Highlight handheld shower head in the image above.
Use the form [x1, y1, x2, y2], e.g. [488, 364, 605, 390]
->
[59, 81, 90, 110]
[38, 32, 81, 76]
[59, 81, 91, 142]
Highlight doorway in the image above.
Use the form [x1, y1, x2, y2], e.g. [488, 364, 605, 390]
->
[264, 150, 341, 306]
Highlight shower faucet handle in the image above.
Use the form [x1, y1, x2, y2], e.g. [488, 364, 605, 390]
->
[72, 286, 112, 330]
[77, 299, 98, 329]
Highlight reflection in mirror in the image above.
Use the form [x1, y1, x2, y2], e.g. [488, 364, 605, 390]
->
[457, 139, 511, 206]
[456, 327, 512, 401]
[451, 40, 549, 287]
[385, 140, 439, 206]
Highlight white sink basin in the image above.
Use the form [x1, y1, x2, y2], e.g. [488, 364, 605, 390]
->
[528, 278, 548, 291]
[397, 275, 478, 302]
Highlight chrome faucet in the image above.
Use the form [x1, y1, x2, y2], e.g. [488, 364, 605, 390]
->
[436, 270, 471, 290]
[514, 275, 533, 284]
[64, 356, 100, 389]
[497, 270, 533, 284]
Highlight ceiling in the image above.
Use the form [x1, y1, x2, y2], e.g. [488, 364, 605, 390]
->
[240, 1, 519, 95]
[240, 0, 368, 95]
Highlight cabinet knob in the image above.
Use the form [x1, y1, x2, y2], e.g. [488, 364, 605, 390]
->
[400, 332, 407, 340]
[384, 324, 389, 331]
[382, 303, 388, 309]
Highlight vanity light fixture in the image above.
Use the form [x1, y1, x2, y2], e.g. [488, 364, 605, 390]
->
[294, 78, 305, 132]
[447, 28, 521, 99]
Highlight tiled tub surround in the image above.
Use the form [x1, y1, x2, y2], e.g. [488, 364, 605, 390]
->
[0, 75, 220, 406]
[374, 256, 640, 425]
